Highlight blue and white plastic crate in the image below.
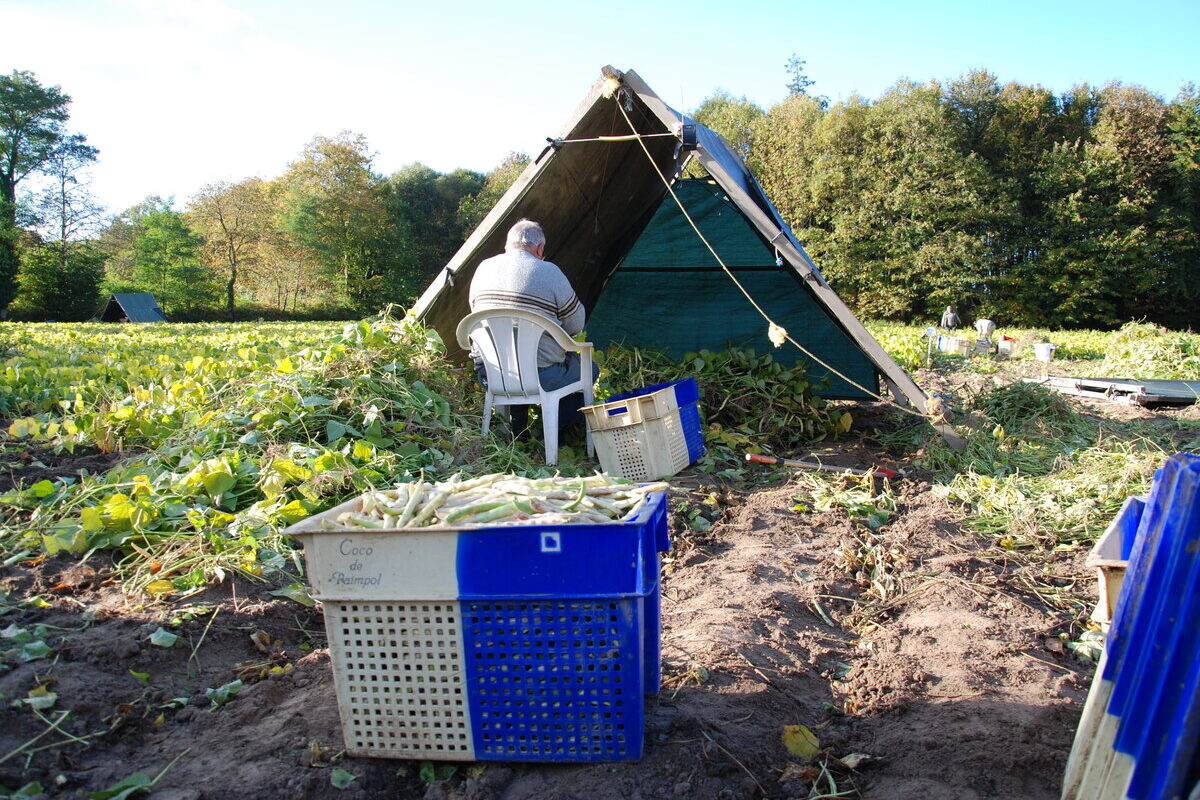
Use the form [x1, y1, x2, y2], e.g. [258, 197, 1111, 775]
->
[286, 490, 669, 763]
[1063, 453, 1200, 800]
[582, 378, 705, 481]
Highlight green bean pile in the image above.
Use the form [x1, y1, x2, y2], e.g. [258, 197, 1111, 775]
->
[325, 473, 669, 529]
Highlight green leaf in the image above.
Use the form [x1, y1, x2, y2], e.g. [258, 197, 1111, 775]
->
[7, 418, 40, 438]
[314, 451, 341, 472]
[42, 527, 89, 555]
[267, 583, 315, 607]
[11, 783, 44, 799]
[149, 628, 179, 648]
[130, 669, 151, 685]
[330, 769, 357, 789]
[301, 395, 331, 407]
[325, 420, 347, 443]
[1, 623, 29, 641]
[19, 640, 52, 662]
[88, 772, 154, 800]
[30, 480, 56, 498]
[81, 506, 105, 531]
[202, 469, 236, 498]
[206, 679, 243, 708]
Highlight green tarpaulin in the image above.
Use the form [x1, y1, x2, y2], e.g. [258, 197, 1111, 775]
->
[98, 293, 168, 323]
[587, 179, 877, 398]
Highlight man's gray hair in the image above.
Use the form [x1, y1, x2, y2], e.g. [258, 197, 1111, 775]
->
[506, 219, 546, 252]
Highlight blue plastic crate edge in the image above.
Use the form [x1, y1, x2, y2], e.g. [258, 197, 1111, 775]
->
[455, 490, 670, 600]
[1116, 495, 1146, 561]
[678, 402, 705, 463]
[607, 377, 700, 408]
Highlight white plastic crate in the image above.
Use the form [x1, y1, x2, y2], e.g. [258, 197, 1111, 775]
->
[582, 394, 690, 481]
[937, 335, 971, 355]
[326, 599, 473, 759]
[1084, 495, 1145, 628]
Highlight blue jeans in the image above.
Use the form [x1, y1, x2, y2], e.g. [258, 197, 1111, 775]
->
[474, 352, 599, 434]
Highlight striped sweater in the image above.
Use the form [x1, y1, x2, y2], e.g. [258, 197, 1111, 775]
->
[469, 249, 585, 367]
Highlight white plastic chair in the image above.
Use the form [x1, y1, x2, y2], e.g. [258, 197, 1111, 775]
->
[456, 308, 595, 466]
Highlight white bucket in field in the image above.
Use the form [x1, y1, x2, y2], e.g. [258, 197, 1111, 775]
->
[1033, 342, 1056, 362]
[998, 339, 1015, 356]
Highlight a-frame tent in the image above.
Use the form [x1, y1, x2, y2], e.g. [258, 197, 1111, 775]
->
[97, 293, 168, 323]
[414, 66, 948, 432]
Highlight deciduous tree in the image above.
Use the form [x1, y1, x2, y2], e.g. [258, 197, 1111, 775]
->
[456, 152, 529, 234]
[279, 132, 388, 311]
[380, 163, 483, 302]
[10, 241, 104, 321]
[0, 70, 82, 312]
[33, 134, 102, 262]
[117, 204, 216, 317]
[692, 92, 764, 161]
[187, 178, 272, 320]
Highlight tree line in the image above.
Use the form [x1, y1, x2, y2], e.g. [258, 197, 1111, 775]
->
[0, 70, 527, 322]
[698, 64, 1199, 329]
[1, 65, 1197, 328]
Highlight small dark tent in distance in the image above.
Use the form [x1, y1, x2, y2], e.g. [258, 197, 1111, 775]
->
[97, 293, 168, 323]
[413, 66, 936, 419]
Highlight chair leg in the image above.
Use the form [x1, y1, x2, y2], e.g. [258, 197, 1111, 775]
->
[582, 386, 595, 459]
[542, 402, 558, 466]
[481, 394, 493, 437]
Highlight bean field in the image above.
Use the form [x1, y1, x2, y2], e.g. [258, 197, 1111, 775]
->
[1, 316, 1198, 800]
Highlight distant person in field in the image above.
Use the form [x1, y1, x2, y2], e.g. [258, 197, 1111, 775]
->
[467, 219, 598, 436]
[975, 318, 996, 340]
[941, 305, 961, 330]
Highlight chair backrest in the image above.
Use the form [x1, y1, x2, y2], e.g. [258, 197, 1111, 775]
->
[457, 309, 562, 400]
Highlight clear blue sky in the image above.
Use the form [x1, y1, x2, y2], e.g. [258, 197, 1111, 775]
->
[3, 0, 1197, 215]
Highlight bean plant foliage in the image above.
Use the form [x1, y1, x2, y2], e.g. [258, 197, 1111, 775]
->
[1100, 322, 1200, 381]
[915, 381, 1193, 550]
[6, 314, 1196, 594]
[597, 344, 848, 459]
[0, 313, 500, 594]
[1, 313, 849, 595]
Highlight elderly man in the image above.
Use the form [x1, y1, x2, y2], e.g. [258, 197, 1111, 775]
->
[469, 219, 599, 436]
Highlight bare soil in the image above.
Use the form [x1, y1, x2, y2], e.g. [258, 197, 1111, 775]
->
[2, 390, 1181, 799]
[0, 444, 130, 494]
